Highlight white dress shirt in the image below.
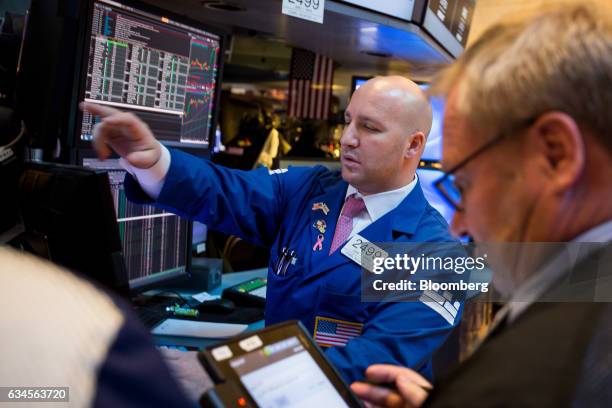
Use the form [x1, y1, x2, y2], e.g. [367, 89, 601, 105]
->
[119, 142, 171, 200]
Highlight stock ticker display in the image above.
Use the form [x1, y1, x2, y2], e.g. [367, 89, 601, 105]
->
[82, 158, 188, 284]
[80, 0, 221, 146]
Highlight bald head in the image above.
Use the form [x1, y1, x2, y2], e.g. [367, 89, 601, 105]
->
[341, 75, 433, 194]
[354, 76, 433, 138]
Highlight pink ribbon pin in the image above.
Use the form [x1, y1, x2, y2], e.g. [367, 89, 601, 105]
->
[313, 234, 324, 251]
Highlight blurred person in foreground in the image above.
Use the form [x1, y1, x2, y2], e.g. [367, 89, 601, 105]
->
[0, 246, 200, 406]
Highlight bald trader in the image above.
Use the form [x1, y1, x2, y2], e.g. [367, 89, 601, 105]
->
[82, 75, 461, 383]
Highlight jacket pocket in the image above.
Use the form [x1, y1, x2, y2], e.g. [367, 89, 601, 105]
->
[316, 288, 363, 322]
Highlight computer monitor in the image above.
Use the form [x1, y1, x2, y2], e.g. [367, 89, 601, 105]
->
[75, 0, 224, 150]
[81, 156, 191, 290]
[417, 83, 454, 224]
[350, 76, 371, 95]
[16, 161, 130, 296]
[69, 0, 220, 290]
[417, 165, 454, 223]
[420, 84, 445, 161]
[422, 0, 476, 58]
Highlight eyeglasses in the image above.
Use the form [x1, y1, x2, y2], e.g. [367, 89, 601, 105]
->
[434, 118, 535, 212]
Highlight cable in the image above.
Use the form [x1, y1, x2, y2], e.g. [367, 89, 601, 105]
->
[1, 120, 25, 150]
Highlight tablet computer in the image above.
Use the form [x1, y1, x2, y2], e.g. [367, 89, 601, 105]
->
[198, 320, 361, 407]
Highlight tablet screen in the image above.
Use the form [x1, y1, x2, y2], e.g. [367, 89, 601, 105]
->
[229, 337, 348, 408]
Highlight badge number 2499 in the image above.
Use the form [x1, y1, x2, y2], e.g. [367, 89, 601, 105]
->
[341, 234, 388, 273]
[353, 238, 383, 257]
[287, 0, 320, 9]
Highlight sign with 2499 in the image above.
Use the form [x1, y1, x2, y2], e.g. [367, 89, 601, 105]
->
[282, 0, 325, 24]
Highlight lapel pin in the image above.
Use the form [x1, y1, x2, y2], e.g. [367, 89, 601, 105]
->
[313, 234, 324, 251]
[312, 202, 330, 215]
[313, 220, 327, 234]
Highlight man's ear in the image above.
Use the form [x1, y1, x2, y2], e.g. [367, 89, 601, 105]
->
[404, 131, 426, 158]
[530, 112, 585, 192]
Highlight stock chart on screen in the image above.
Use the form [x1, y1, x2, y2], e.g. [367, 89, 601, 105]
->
[80, 0, 221, 147]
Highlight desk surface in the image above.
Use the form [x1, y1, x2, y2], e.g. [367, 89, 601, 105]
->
[151, 268, 267, 349]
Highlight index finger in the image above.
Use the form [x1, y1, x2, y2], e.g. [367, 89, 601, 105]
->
[80, 101, 122, 118]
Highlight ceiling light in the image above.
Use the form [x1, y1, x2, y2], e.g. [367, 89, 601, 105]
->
[361, 50, 392, 58]
[202, 1, 245, 12]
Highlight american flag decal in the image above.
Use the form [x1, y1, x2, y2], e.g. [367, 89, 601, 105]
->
[288, 48, 335, 119]
[314, 316, 363, 348]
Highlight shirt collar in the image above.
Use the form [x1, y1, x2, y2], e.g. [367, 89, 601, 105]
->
[346, 175, 418, 223]
[572, 219, 612, 242]
[506, 218, 612, 322]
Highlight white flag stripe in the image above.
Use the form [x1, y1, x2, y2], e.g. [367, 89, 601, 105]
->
[322, 57, 333, 118]
[316, 339, 350, 345]
[313, 56, 321, 118]
[319, 56, 327, 118]
[316, 335, 354, 343]
[316, 338, 348, 346]
[296, 80, 304, 117]
[299, 80, 305, 117]
[316, 57, 327, 118]
[309, 54, 319, 118]
[317, 333, 353, 341]
[316, 333, 355, 341]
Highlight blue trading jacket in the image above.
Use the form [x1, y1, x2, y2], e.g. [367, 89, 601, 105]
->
[125, 148, 462, 383]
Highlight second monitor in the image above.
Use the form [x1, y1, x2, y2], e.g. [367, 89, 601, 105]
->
[82, 157, 191, 291]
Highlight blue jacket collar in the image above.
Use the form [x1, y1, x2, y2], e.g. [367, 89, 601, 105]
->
[312, 173, 429, 238]
[304, 176, 430, 283]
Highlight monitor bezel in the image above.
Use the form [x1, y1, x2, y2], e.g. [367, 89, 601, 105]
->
[420, 0, 474, 59]
[350, 75, 372, 96]
[16, 161, 131, 297]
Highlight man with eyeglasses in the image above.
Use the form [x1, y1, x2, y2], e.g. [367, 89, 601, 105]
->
[352, 3, 612, 407]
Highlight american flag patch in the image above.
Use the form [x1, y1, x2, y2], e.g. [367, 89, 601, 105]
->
[314, 317, 363, 348]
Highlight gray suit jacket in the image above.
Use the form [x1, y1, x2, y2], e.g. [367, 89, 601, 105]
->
[425, 245, 612, 407]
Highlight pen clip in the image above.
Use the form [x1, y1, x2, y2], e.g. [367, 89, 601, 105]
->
[276, 247, 288, 275]
[280, 250, 297, 276]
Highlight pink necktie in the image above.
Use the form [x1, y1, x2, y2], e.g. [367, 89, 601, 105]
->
[329, 194, 366, 254]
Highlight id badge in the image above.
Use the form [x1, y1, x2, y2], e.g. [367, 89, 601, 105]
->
[341, 234, 388, 273]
